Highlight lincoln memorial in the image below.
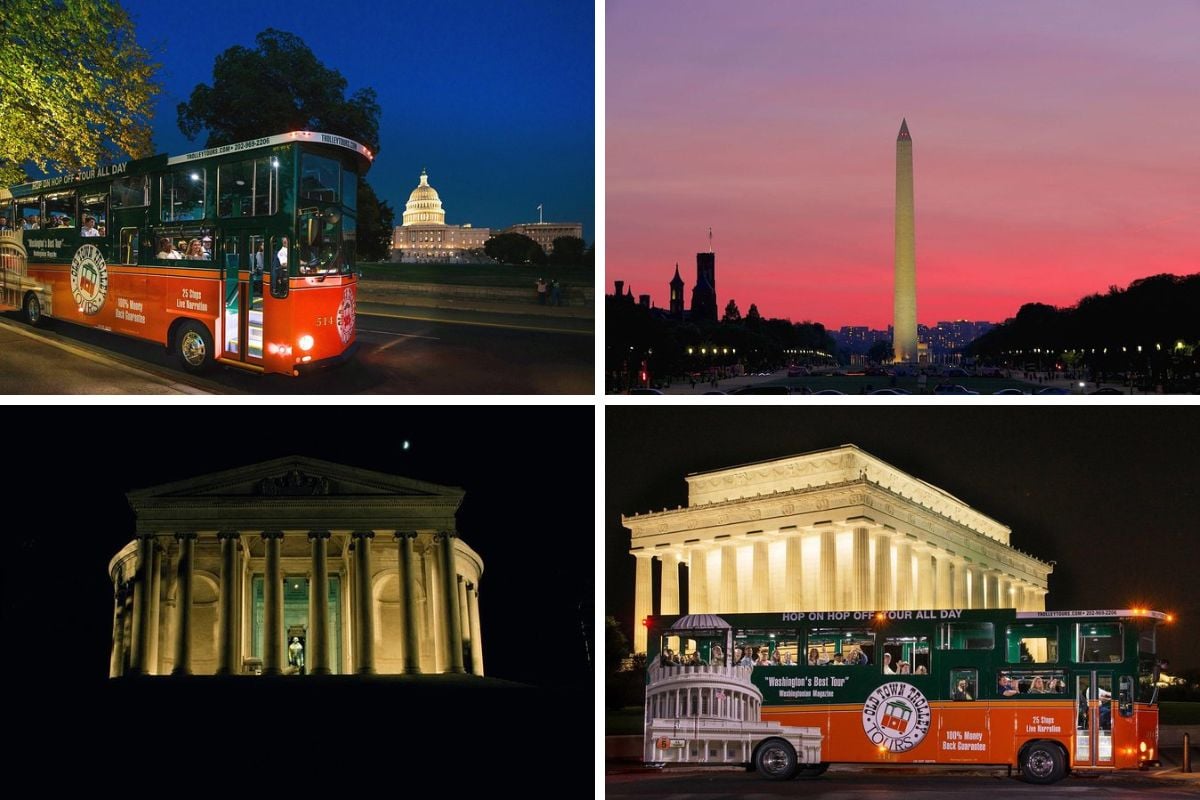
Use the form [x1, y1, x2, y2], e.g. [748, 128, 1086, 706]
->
[108, 456, 485, 677]
[623, 445, 1053, 653]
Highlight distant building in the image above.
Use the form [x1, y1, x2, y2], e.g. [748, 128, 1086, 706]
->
[391, 170, 491, 263]
[690, 251, 717, 324]
[503, 221, 584, 254]
[669, 264, 685, 320]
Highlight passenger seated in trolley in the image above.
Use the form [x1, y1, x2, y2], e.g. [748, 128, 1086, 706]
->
[953, 679, 974, 701]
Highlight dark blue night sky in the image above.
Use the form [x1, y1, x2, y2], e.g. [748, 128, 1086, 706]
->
[122, 0, 594, 241]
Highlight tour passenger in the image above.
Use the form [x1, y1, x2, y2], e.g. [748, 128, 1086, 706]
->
[185, 238, 207, 260]
[157, 238, 181, 259]
[710, 644, 724, 666]
[80, 216, 100, 237]
[883, 652, 896, 674]
[953, 679, 974, 701]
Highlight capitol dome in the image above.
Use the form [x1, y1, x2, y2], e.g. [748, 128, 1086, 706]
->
[402, 169, 446, 226]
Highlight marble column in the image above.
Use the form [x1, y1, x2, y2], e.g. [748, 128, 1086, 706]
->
[784, 534, 803, 610]
[262, 530, 284, 674]
[984, 570, 1000, 609]
[718, 543, 738, 612]
[468, 582, 484, 676]
[308, 530, 332, 674]
[110, 584, 127, 677]
[352, 530, 375, 675]
[751, 540, 770, 612]
[216, 530, 240, 674]
[633, 554, 652, 652]
[437, 531, 465, 673]
[916, 547, 935, 608]
[968, 565, 984, 609]
[952, 559, 968, 608]
[395, 532, 421, 674]
[894, 540, 914, 608]
[934, 554, 952, 609]
[852, 527, 871, 610]
[457, 574, 471, 667]
[819, 529, 837, 609]
[659, 552, 680, 615]
[998, 576, 1013, 610]
[171, 533, 196, 674]
[130, 534, 155, 674]
[146, 539, 163, 674]
[873, 532, 893, 609]
[688, 549, 709, 614]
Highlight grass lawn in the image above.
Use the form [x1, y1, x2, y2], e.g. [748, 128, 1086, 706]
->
[1160, 701, 1200, 725]
[359, 261, 592, 289]
[607, 706, 645, 736]
[742, 374, 1043, 394]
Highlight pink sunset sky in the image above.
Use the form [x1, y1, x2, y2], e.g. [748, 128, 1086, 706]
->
[606, 0, 1200, 329]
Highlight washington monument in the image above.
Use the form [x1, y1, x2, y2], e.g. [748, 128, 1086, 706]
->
[893, 118, 918, 363]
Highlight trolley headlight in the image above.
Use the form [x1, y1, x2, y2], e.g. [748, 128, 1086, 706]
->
[298, 335, 314, 352]
[1140, 741, 1147, 752]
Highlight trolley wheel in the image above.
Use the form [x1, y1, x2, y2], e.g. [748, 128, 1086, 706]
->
[175, 319, 213, 373]
[23, 292, 43, 327]
[795, 762, 830, 779]
[1020, 741, 1066, 785]
[754, 738, 798, 781]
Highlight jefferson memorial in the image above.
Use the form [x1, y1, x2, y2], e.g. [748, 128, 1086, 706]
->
[624, 445, 1053, 653]
[108, 457, 484, 677]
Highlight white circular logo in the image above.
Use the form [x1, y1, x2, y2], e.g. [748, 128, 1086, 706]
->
[862, 682, 931, 753]
[336, 287, 355, 344]
[70, 244, 108, 315]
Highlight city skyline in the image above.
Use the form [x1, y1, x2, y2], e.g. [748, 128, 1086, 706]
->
[607, 0, 1200, 329]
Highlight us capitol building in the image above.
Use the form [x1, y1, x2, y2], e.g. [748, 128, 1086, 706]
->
[391, 169, 492, 263]
[624, 444, 1053, 653]
[390, 169, 583, 263]
[107, 456, 485, 677]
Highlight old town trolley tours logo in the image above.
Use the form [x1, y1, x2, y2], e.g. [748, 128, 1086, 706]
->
[862, 682, 931, 752]
[336, 287, 355, 344]
[70, 244, 108, 315]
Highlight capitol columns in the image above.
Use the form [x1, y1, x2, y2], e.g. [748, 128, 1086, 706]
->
[718, 541, 739, 612]
[659, 551, 680, 616]
[984, 570, 1001, 610]
[951, 557, 968, 608]
[216, 530, 240, 675]
[783, 530, 803, 610]
[916, 545, 935, 608]
[145, 537, 163, 674]
[818, 528, 837, 608]
[633, 553, 652, 653]
[967, 562, 985, 609]
[852, 526, 872, 610]
[894, 538, 914, 609]
[394, 531, 422, 674]
[262, 530, 285, 674]
[351, 530, 375, 675]
[171, 533, 197, 675]
[751, 537, 770, 612]
[308, 530, 332, 674]
[873, 531, 893, 610]
[933, 552, 952, 609]
[129, 533, 155, 674]
[688, 548, 710, 614]
[436, 530, 466, 674]
[998, 575, 1013, 610]
[467, 581, 484, 676]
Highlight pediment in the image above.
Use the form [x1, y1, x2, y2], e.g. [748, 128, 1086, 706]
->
[127, 456, 464, 505]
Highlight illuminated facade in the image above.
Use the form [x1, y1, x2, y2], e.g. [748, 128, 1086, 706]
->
[391, 170, 491, 262]
[624, 444, 1052, 653]
[108, 456, 485, 677]
[502, 221, 583, 254]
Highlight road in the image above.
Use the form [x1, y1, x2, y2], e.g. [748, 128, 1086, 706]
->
[607, 765, 1200, 799]
[0, 308, 592, 394]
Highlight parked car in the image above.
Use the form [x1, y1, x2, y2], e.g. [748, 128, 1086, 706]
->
[628, 388, 664, 395]
[811, 389, 846, 395]
[1035, 387, 1072, 395]
[992, 388, 1025, 395]
[933, 384, 979, 394]
[870, 388, 912, 394]
[1089, 388, 1124, 395]
[730, 385, 791, 394]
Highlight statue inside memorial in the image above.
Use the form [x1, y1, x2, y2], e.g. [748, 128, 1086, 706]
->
[288, 636, 305, 673]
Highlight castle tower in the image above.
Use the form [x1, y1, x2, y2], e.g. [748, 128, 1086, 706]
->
[669, 263, 685, 320]
[893, 119, 918, 364]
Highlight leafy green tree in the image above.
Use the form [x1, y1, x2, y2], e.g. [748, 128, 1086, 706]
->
[485, 232, 546, 265]
[0, 0, 159, 186]
[175, 29, 387, 260]
[549, 235, 586, 265]
[605, 617, 631, 674]
[355, 181, 395, 262]
[723, 299, 741, 323]
[868, 340, 894, 363]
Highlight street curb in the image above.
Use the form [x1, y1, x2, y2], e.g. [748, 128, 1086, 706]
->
[0, 316, 220, 394]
